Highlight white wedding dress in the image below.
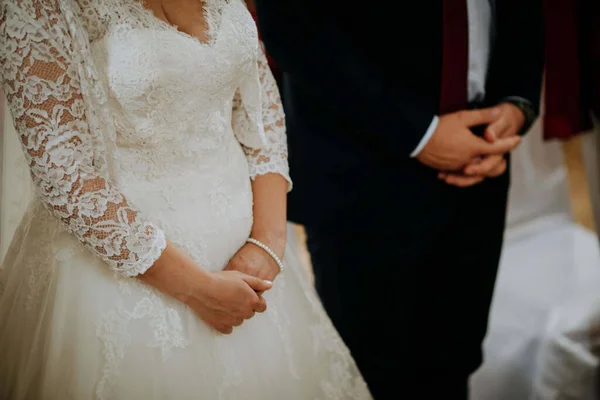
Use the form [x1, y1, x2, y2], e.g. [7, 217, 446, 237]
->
[0, 1, 371, 399]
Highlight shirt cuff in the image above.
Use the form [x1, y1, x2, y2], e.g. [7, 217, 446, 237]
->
[499, 96, 534, 107]
[410, 115, 439, 158]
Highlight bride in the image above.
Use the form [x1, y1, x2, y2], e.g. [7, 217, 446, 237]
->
[0, 0, 371, 398]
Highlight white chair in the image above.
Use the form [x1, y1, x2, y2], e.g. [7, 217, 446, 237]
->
[471, 120, 600, 399]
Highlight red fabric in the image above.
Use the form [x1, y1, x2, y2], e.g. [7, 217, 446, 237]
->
[439, 0, 469, 114]
[586, 1, 600, 121]
[542, 0, 592, 140]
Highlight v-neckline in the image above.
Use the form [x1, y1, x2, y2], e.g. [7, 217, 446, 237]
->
[136, 0, 225, 48]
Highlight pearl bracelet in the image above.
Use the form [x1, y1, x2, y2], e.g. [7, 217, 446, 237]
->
[246, 238, 284, 273]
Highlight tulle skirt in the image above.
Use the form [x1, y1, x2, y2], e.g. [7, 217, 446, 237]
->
[0, 204, 370, 399]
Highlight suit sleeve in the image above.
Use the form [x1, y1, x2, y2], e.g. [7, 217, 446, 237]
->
[254, 3, 435, 158]
[485, 0, 545, 112]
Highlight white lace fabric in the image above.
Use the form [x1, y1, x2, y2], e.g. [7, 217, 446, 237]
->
[0, 1, 370, 399]
[235, 44, 290, 182]
[0, 0, 289, 277]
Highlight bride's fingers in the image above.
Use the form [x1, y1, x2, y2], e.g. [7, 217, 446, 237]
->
[240, 306, 256, 319]
[254, 295, 267, 313]
[189, 304, 235, 333]
[209, 317, 237, 334]
[198, 313, 233, 334]
[216, 325, 234, 334]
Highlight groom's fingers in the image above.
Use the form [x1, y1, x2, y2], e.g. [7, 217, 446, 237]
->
[488, 159, 508, 177]
[443, 173, 485, 188]
[443, 154, 506, 187]
[464, 154, 505, 176]
[485, 117, 511, 140]
[458, 107, 501, 127]
[474, 135, 520, 157]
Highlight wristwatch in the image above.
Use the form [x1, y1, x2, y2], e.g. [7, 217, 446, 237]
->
[502, 98, 538, 136]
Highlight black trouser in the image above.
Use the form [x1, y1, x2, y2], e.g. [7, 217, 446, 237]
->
[304, 170, 510, 399]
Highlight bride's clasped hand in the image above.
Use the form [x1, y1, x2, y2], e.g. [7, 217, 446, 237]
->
[139, 242, 272, 335]
[225, 240, 284, 282]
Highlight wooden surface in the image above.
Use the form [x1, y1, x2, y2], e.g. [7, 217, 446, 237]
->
[563, 136, 596, 231]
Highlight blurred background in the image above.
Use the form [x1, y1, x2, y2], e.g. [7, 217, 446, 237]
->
[285, 113, 600, 399]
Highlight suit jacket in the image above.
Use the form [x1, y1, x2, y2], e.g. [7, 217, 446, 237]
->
[254, 1, 544, 230]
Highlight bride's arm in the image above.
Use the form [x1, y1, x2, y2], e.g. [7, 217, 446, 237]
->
[239, 45, 291, 188]
[249, 173, 288, 259]
[0, 1, 165, 277]
[1, 0, 270, 334]
[227, 46, 289, 281]
[245, 47, 289, 255]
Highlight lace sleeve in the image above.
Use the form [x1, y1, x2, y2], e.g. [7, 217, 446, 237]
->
[0, 0, 166, 277]
[233, 44, 291, 190]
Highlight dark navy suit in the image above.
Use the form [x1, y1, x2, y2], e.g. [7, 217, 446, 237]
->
[254, 2, 544, 397]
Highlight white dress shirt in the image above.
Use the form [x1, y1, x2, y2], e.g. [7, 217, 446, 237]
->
[411, 0, 492, 157]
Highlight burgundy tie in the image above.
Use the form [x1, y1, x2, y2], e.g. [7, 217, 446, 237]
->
[439, 0, 469, 114]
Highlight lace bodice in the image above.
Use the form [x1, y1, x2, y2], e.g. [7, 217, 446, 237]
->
[0, 0, 289, 277]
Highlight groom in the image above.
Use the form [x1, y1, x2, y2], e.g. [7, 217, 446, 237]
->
[254, 1, 543, 398]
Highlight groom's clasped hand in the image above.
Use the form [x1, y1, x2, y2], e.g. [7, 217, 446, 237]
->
[417, 104, 525, 187]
